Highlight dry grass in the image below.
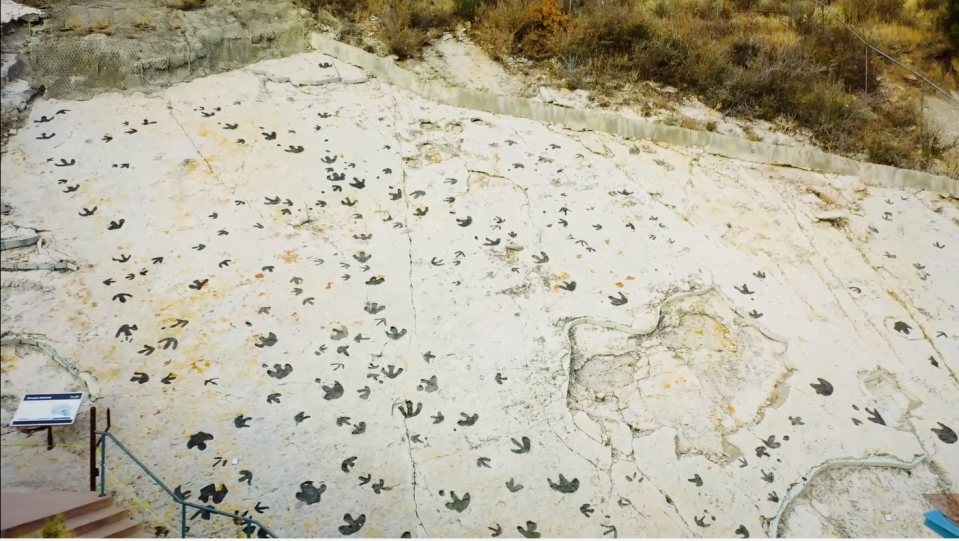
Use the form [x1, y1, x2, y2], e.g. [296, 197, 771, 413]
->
[869, 22, 928, 47]
[741, 123, 764, 141]
[166, 0, 206, 11]
[679, 116, 707, 131]
[836, 0, 906, 23]
[133, 12, 156, 30]
[329, 0, 957, 171]
[63, 13, 85, 33]
[364, 0, 457, 58]
[475, 0, 535, 59]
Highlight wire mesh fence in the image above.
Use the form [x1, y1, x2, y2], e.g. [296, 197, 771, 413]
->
[800, 0, 959, 167]
[888, 62, 959, 175]
[714, 0, 959, 176]
[22, 0, 311, 100]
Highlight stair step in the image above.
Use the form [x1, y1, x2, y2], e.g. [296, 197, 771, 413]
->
[0, 492, 114, 538]
[78, 517, 142, 538]
[60, 495, 115, 522]
[67, 506, 128, 536]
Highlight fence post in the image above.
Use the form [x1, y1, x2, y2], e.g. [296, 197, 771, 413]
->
[89, 406, 97, 491]
[181, 503, 187, 538]
[919, 80, 925, 165]
[864, 45, 868, 94]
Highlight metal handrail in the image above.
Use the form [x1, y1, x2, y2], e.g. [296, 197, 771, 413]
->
[95, 430, 276, 538]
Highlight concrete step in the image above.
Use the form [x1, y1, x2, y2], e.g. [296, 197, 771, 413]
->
[77, 516, 142, 538]
[0, 492, 113, 538]
[0, 492, 143, 538]
[67, 506, 129, 537]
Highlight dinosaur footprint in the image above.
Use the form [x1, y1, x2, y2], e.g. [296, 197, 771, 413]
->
[518, 521, 541, 539]
[445, 491, 470, 512]
[548, 474, 579, 494]
[295, 481, 326, 505]
[338, 514, 365, 535]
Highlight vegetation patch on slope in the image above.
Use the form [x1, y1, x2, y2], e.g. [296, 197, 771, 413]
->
[306, 0, 958, 175]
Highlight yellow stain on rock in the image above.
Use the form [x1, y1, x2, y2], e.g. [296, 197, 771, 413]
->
[0, 354, 17, 374]
[189, 360, 211, 374]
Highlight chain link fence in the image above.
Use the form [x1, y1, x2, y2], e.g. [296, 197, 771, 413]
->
[720, 0, 959, 177]
[807, 0, 959, 176]
[21, 0, 311, 100]
[885, 61, 959, 177]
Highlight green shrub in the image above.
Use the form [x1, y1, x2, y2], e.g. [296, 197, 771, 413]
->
[729, 39, 760, 67]
[865, 133, 911, 167]
[41, 515, 74, 538]
[381, 3, 428, 59]
[558, 2, 649, 59]
[457, 0, 481, 21]
[803, 25, 881, 94]
[945, 0, 959, 47]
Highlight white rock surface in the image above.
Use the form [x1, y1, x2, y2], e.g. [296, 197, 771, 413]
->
[248, 53, 342, 86]
[248, 52, 369, 88]
[779, 463, 946, 537]
[405, 34, 524, 95]
[536, 86, 591, 109]
[0, 0, 41, 25]
[1, 53, 22, 82]
[814, 210, 849, 222]
[0, 78, 34, 112]
[1, 51, 957, 538]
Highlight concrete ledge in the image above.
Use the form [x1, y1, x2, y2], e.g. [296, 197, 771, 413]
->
[311, 34, 958, 197]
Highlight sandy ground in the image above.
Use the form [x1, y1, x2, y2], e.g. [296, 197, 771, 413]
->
[1, 51, 957, 538]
